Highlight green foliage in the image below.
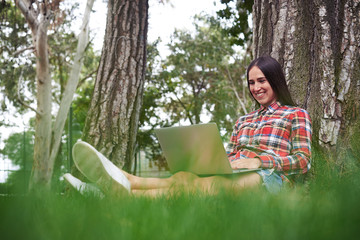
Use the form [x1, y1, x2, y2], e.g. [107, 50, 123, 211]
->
[166, 14, 252, 129]
[48, 3, 79, 100]
[0, 2, 91, 111]
[0, 1, 98, 115]
[0, 2, 35, 112]
[137, 39, 168, 170]
[0, 1, 99, 188]
[0, 129, 34, 193]
[147, 14, 251, 129]
[138, 15, 252, 169]
[217, 0, 254, 46]
[70, 46, 99, 133]
[1, 130, 34, 167]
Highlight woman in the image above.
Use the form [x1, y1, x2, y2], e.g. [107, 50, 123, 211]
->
[227, 56, 312, 193]
[64, 56, 312, 196]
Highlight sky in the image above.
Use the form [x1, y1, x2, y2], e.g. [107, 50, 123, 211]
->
[88, 0, 224, 53]
[0, 0, 226, 182]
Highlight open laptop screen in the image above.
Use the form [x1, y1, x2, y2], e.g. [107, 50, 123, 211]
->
[155, 123, 236, 175]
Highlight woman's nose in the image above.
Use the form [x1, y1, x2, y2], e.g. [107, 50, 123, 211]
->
[254, 82, 261, 91]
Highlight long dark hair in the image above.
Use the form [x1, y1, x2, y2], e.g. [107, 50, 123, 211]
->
[246, 56, 295, 106]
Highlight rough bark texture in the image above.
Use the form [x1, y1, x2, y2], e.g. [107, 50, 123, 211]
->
[252, 0, 360, 159]
[83, 0, 148, 171]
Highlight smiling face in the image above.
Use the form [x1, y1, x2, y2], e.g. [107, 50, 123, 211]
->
[248, 66, 277, 107]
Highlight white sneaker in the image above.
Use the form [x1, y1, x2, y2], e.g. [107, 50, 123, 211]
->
[63, 173, 104, 198]
[72, 140, 131, 194]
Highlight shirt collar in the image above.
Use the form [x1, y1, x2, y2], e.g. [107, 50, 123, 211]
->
[259, 101, 282, 114]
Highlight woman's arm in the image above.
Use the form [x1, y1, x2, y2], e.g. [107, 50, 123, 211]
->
[230, 158, 262, 169]
[226, 118, 242, 161]
[227, 119, 262, 169]
[227, 109, 312, 175]
[257, 109, 312, 175]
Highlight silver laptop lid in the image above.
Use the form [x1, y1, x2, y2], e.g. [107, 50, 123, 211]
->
[154, 123, 234, 175]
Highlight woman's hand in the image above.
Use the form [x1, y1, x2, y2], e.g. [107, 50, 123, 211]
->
[230, 158, 262, 169]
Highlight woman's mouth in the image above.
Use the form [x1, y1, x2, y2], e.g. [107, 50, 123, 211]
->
[255, 92, 265, 98]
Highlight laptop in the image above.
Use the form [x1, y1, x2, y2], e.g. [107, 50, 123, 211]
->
[154, 123, 261, 175]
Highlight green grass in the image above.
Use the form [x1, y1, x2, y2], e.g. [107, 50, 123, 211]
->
[1, 180, 360, 239]
[1, 148, 360, 240]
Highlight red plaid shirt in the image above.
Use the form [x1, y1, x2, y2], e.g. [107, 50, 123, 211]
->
[227, 101, 312, 182]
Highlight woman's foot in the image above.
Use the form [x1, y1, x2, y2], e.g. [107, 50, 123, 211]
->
[63, 173, 104, 198]
[72, 140, 131, 196]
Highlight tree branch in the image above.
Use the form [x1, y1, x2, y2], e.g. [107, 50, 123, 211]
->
[13, 46, 35, 56]
[173, 94, 193, 124]
[224, 65, 248, 114]
[15, 0, 39, 34]
[77, 69, 97, 87]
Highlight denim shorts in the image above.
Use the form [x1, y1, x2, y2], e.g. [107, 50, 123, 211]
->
[256, 169, 283, 194]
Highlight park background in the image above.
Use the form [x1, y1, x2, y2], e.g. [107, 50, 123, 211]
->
[0, 0, 359, 239]
[0, 0, 229, 186]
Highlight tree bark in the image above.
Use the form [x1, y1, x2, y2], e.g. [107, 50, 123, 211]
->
[252, 0, 360, 158]
[15, 0, 95, 189]
[48, 0, 95, 182]
[83, 0, 148, 171]
[16, 0, 53, 189]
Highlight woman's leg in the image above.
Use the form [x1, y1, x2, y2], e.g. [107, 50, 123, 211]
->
[72, 140, 261, 196]
[123, 171, 198, 190]
[125, 171, 261, 196]
[192, 172, 261, 194]
[131, 188, 170, 197]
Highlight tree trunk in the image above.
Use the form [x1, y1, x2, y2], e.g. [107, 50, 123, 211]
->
[252, 0, 360, 159]
[15, 1, 53, 189]
[83, 0, 148, 171]
[16, 0, 95, 189]
[30, 18, 52, 188]
[47, 0, 95, 182]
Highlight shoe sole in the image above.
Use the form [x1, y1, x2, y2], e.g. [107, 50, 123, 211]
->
[72, 140, 131, 193]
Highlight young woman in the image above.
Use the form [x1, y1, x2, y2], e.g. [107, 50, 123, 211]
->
[64, 56, 312, 196]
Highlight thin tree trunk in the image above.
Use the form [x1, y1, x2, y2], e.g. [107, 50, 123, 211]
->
[252, 0, 360, 158]
[83, 0, 148, 171]
[15, 0, 53, 189]
[31, 18, 52, 188]
[47, 0, 95, 182]
[16, 0, 95, 189]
